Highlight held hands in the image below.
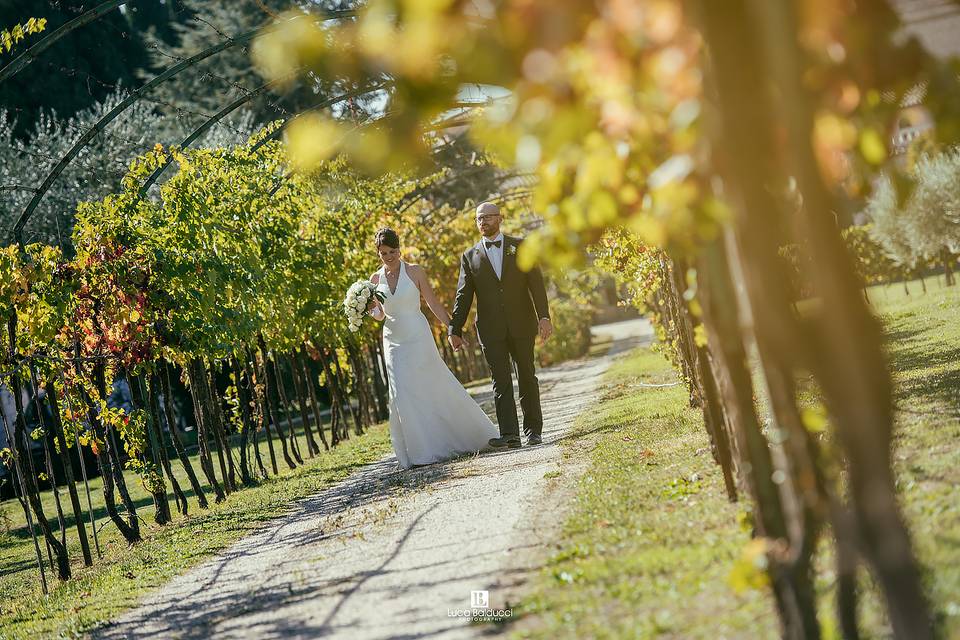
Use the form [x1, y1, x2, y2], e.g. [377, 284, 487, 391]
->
[447, 334, 467, 352]
[448, 322, 550, 349]
[538, 318, 553, 343]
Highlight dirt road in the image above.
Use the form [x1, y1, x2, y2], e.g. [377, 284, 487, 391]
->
[94, 318, 651, 640]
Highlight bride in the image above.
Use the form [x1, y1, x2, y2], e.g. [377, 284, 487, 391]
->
[367, 227, 498, 469]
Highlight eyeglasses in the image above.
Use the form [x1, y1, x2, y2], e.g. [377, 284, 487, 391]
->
[476, 214, 501, 222]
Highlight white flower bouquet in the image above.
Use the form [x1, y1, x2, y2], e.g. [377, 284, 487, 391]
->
[343, 279, 385, 332]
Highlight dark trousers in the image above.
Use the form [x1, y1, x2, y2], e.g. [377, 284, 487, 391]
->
[480, 331, 542, 438]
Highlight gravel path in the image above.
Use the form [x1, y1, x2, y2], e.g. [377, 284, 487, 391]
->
[93, 318, 652, 640]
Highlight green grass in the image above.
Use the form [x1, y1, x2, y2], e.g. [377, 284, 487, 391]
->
[513, 275, 960, 639]
[3, 277, 956, 639]
[0, 420, 392, 639]
[868, 277, 960, 637]
[512, 348, 777, 639]
[1, 413, 341, 548]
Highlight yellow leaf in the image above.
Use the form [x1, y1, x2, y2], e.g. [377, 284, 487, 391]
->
[801, 405, 828, 433]
[693, 323, 707, 347]
[286, 113, 344, 171]
[728, 538, 770, 593]
[859, 128, 886, 165]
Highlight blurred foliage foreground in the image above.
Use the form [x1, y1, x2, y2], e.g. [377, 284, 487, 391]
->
[252, 0, 960, 637]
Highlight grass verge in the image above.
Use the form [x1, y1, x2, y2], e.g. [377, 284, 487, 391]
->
[867, 278, 960, 636]
[0, 423, 391, 639]
[514, 276, 960, 639]
[511, 347, 776, 639]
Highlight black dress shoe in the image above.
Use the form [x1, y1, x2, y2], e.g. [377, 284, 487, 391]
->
[526, 434, 542, 446]
[489, 436, 522, 449]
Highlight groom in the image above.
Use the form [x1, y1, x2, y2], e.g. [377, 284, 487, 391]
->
[448, 202, 553, 448]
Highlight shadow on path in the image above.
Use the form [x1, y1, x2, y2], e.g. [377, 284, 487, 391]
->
[92, 319, 653, 640]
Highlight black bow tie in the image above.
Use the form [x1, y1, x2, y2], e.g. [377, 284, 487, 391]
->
[485, 240, 502, 249]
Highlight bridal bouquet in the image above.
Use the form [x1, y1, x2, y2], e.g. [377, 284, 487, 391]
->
[343, 280, 385, 332]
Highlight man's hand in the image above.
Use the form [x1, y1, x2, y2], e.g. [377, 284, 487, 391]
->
[538, 318, 553, 343]
[448, 334, 465, 351]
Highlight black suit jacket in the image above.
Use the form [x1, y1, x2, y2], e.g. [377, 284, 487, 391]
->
[449, 235, 550, 342]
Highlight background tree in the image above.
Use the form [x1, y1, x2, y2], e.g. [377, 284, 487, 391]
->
[0, 0, 187, 137]
[867, 149, 960, 284]
[141, 0, 367, 131]
[867, 175, 918, 267]
[0, 93, 255, 248]
[903, 149, 960, 282]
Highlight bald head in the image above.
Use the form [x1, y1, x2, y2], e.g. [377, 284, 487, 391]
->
[476, 202, 500, 216]
[475, 201, 503, 238]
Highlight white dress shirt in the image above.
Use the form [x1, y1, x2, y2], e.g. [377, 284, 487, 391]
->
[482, 232, 504, 279]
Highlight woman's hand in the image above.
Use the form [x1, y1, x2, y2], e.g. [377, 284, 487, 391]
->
[368, 299, 384, 320]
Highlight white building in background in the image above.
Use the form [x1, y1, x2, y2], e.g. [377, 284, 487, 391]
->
[892, 0, 960, 59]
[888, 0, 960, 159]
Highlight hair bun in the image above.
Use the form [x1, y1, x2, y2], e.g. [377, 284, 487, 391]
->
[374, 227, 400, 249]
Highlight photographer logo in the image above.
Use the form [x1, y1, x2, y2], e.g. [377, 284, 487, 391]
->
[470, 590, 489, 608]
[448, 589, 512, 621]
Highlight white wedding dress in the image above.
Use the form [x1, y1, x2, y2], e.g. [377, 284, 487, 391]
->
[375, 262, 498, 468]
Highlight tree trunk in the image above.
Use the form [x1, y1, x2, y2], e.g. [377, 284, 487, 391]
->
[289, 351, 319, 457]
[243, 347, 276, 476]
[463, 338, 478, 381]
[438, 332, 457, 380]
[43, 377, 93, 566]
[368, 344, 388, 420]
[830, 499, 862, 640]
[204, 362, 238, 493]
[11, 412, 70, 579]
[197, 361, 233, 495]
[4, 321, 71, 578]
[64, 360, 140, 544]
[318, 348, 344, 445]
[271, 356, 304, 464]
[695, 345, 738, 502]
[232, 355, 256, 486]
[299, 346, 329, 451]
[332, 349, 361, 436]
[0, 404, 50, 590]
[942, 249, 955, 286]
[88, 357, 141, 543]
[145, 373, 189, 515]
[347, 345, 373, 428]
[362, 349, 378, 424]
[187, 360, 225, 503]
[697, 0, 933, 636]
[127, 372, 171, 525]
[28, 372, 68, 550]
[56, 380, 103, 557]
[160, 363, 208, 509]
[258, 336, 297, 470]
[697, 238, 817, 640]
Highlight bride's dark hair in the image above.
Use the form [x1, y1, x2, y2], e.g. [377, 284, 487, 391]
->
[375, 227, 400, 249]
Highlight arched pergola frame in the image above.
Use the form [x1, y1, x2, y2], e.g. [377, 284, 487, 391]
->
[4, 3, 526, 243]
[6, 4, 357, 245]
[139, 80, 390, 198]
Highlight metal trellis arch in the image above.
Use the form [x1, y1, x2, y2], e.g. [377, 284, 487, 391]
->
[9, 7, 358, 245]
